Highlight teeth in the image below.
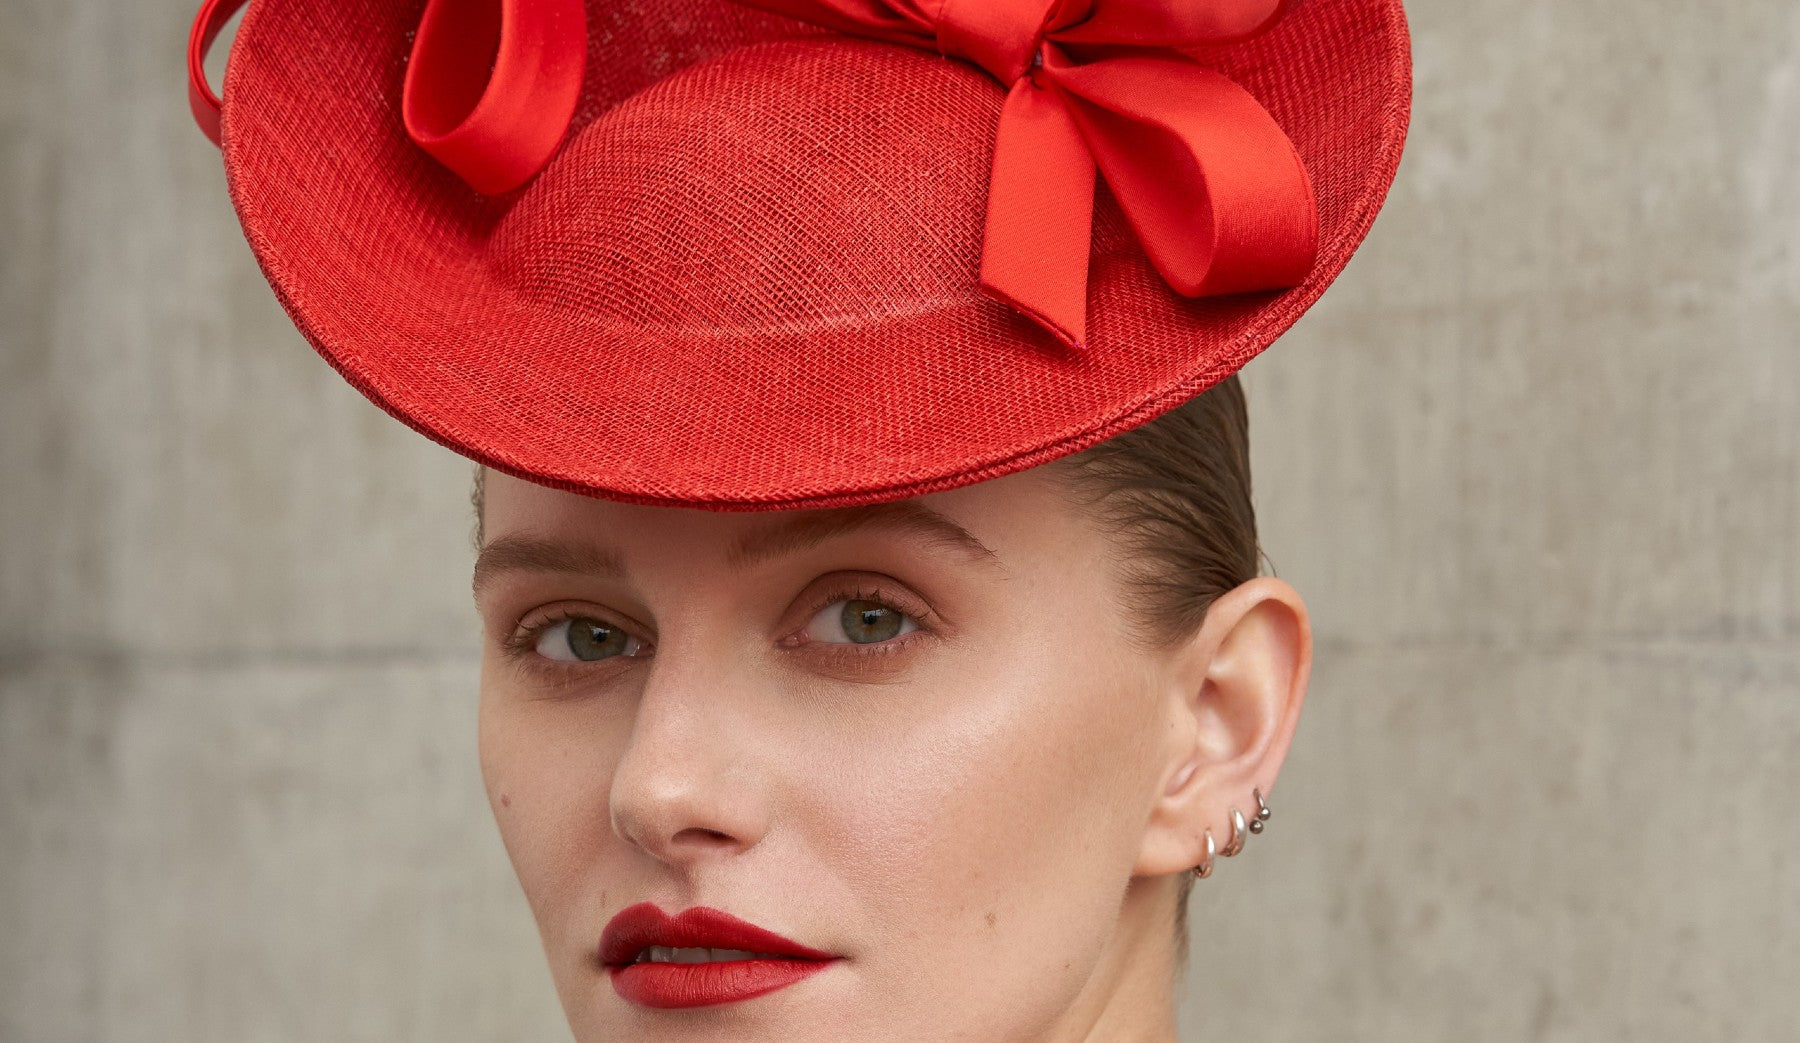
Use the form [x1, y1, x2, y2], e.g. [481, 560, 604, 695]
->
[634, 946, 790, 964]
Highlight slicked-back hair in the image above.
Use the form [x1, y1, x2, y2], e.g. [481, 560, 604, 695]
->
[1051, 374, 1261, 969]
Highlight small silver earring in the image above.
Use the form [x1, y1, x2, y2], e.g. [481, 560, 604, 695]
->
[1192, 830, 1216, 879]
[1220, 807, 1248, 857]
[1249, 787, 1271, 835]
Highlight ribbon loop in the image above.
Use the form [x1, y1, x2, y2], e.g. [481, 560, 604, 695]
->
[1045, 50, 1317, 297]
[187, 0, 254, 146]
[401, 0, 588, 196]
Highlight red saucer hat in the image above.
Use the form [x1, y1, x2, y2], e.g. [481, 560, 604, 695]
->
[188, 0, 1410, 510]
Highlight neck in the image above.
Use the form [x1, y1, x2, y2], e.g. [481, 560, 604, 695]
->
[1054, 874, 1183, 1042]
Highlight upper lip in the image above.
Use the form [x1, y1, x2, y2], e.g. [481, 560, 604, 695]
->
[599, 903, 838, 967]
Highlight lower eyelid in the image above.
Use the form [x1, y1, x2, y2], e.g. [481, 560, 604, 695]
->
[789, 628, 924, 653]
[790, 631, 929, 680]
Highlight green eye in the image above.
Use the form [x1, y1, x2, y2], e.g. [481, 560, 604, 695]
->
[535, 617, 643, 662]
[802, 597, 920, 646]
[841, 600, 904, 643]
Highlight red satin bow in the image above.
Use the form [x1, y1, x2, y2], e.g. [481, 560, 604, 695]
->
[730, 0, 1319, 347]
[188, 0, 1316, 348]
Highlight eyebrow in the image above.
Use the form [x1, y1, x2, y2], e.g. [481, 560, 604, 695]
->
[472, 501, 1000, 597]
[724, 500, 1001, 571]
[472, 535, 624, 597]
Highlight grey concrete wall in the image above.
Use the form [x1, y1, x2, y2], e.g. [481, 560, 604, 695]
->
[3, 0, 1795, 1040]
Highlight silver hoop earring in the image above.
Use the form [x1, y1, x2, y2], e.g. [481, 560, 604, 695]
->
[1220, 807, 1248, 857]
[1192, 830, 1216, 879]
[1249, 787, 1271, 835]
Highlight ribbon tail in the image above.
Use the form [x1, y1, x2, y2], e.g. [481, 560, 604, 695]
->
[979, 77, 1097, 349]
[1044, 53, 1317, 297]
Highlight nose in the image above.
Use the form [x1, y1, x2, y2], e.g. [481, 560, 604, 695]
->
[608, 650, 771, 868]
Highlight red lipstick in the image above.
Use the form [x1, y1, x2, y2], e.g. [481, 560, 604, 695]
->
[600, 903, 840, 1009]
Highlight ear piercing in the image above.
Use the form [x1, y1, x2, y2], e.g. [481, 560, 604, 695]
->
[1249, 787, 1271, 834]
[1191, 788, 1271, 878]
[1193, 830, 1216, 879]
[1221, 807, 1250, 856]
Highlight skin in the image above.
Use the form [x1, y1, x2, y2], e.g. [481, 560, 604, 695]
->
[473, 464, 1311, 1042]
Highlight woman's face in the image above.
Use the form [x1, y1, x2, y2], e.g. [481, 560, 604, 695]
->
[474, 466, 1187, 1040]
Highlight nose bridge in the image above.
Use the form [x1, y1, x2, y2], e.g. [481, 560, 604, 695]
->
[609, 648, 769, 865]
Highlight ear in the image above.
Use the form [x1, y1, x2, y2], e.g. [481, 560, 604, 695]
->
[1134, 577, 1312, 878]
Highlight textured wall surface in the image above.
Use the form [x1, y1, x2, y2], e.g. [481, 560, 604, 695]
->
[3, 0, 1796, 1040]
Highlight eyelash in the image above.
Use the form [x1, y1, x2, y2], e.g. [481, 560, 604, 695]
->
[500, 582, 933, 671]
[784, 583, 934, 656]
[499, 606, 636, 665]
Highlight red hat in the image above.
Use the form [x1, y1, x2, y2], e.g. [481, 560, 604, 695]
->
[189, 0, 1410, 510]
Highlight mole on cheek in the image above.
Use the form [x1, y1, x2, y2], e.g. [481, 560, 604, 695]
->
[985, 911, 997, 929]
[500, 792, 512, 808]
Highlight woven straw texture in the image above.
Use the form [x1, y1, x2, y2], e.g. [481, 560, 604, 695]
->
[220, 0, 1411, 509]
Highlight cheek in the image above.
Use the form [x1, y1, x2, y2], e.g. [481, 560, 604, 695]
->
[477, 656, 627, 943]
[806, 632, 1161, 1008]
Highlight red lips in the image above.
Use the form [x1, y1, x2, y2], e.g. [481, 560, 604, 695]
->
[600, 903, 840, 1009]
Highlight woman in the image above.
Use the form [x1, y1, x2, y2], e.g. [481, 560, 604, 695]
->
[187, 0, 1409, 1037]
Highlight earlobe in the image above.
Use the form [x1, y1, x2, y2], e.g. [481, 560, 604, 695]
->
[1135, 577, 1312, 879]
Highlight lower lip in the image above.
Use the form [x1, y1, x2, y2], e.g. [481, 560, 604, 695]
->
[609, 957, 837, 1009]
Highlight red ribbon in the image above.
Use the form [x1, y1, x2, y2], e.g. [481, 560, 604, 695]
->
[188, 0, 1314, 348]
[730, 0, 1319, 347]
[401, 0, 588, 196]
[186, 0, 250, 146]
[187, 0, 586, 197]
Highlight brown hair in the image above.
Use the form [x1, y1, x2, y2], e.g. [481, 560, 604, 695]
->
[1051, 374, 1261, 969]
[468, 374, 1259, 968]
